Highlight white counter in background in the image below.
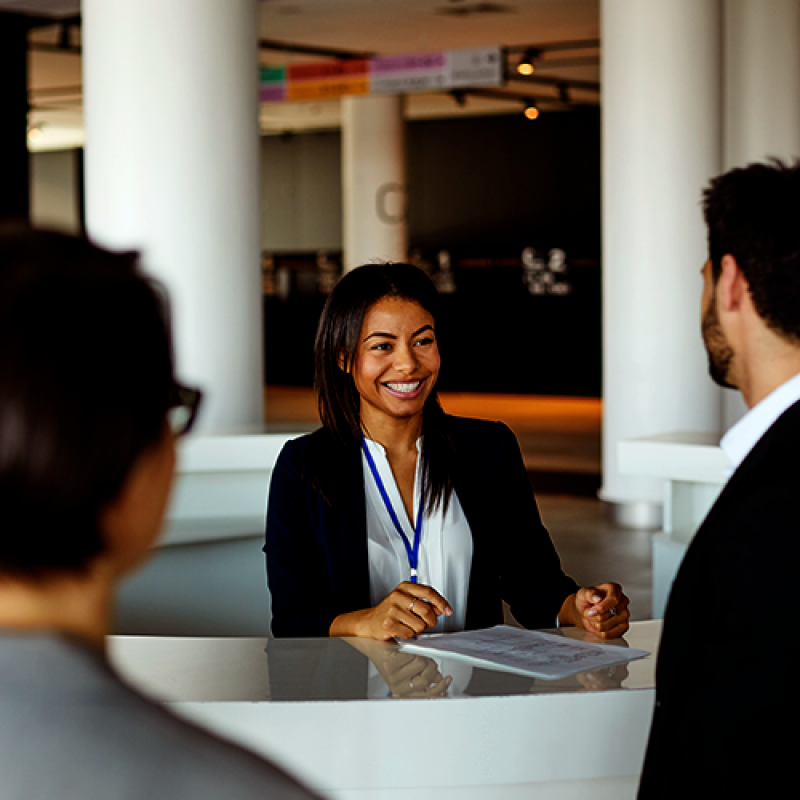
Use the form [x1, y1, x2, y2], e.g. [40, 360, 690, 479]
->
[110, 620, 661, 800]
[618, 432, 729, 617]
[115, 433, 304, 637]
[162, 433, 297, 546]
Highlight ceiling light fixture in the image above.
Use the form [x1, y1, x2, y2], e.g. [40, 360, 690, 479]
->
[523, 99, 540, 120]
[516, 48, 539, 76]
[450, 90, 467, 108]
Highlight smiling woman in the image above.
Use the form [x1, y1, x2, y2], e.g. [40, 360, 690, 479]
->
[264, 263, 631, 642]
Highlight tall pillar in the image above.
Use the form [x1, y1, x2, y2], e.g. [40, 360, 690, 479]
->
[82, 0, 263, 432]
[341, 95, 408, 270]
[720, 0, 800, 429]
[0, 12, 30, 222]
[601, 0, 723, 526]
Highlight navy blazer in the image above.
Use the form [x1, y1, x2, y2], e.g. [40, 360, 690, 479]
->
[265, 414, 578, 637]
[637, 399, 800, 798]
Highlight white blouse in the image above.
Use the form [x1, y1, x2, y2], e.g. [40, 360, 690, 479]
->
[361, 437, 473, 633]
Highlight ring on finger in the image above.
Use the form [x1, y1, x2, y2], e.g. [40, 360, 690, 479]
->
[409, 599, 417, 612]
[610, 607, 617, 617]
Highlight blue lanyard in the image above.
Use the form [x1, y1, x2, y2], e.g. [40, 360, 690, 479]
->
[361, 435, 424, 583]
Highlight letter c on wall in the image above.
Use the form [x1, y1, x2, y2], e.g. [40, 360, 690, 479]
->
[375, 182, 406, 224]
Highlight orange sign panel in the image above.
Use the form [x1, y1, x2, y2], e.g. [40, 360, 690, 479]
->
[287, 76, 370, 101]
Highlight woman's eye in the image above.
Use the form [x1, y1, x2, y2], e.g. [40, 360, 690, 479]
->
[371, 342, 392, 351]
[415, 337, 434, 347]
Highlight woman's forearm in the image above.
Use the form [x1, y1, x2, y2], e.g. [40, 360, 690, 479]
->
[329, 609, 371, 638]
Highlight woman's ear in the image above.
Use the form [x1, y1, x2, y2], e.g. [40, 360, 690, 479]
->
[337, 350, 348, 372]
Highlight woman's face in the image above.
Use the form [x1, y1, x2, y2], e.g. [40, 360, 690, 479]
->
[350, 297, 441, 426]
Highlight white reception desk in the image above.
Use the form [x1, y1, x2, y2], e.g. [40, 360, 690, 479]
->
[110, 620, 661, 800]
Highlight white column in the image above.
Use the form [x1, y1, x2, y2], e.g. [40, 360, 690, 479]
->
[341, 95, 408, 271]
[601, 0, 723, 526]
[721, 0, 800, 429]
[82, 0, 263, 432]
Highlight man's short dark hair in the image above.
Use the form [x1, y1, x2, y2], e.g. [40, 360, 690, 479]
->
[0, 227, 176, 579]
[703, 159, 800, 342]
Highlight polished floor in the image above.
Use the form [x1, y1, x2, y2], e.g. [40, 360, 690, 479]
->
[265, 387, 654, 621]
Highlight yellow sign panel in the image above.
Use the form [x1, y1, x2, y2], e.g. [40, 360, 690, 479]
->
[287, 77, 370, 101]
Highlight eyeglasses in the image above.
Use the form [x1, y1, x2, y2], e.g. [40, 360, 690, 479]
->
[167, 384, 203, 437]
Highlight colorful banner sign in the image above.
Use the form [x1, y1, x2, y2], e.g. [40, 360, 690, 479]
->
[259, 46, 502, 103]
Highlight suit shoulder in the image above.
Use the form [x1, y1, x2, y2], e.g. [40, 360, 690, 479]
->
[274, 427, 358, 503]
[728, 466, 800, 526]
[276, 427, 343, 465]
[440, 414, 516, 453]
[101, 668, 320, 798]
[0, 640, 320, 800]
[441, 413, 511, 441]
[123, 694, 319, 798]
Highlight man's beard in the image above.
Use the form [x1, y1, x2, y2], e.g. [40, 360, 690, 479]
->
[701, 301, 736, 389]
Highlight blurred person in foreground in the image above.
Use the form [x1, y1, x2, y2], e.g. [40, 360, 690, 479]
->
[638, 161, 799, 798]
[0, 228, 321, 800]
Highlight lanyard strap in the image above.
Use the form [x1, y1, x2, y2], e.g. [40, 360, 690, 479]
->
[361, 435, 424, 583]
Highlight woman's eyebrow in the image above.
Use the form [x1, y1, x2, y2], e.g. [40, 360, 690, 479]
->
[363, 330, 396, 342]
[363, 324, 434, 342]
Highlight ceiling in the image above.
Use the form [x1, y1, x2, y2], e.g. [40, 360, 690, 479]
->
[6, 0, 600, 151]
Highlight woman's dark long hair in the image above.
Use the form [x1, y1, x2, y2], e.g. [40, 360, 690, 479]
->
[314, 262, 455, 514]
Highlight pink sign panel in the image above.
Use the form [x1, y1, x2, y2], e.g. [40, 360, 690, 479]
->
[370, 52, 446, 75]
[259, 85, 286, 102]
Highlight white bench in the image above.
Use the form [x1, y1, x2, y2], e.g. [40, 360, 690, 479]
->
[618, 431, 729, 618]
[115, 433, 302, 636]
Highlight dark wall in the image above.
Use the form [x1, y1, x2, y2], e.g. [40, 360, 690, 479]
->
[433, 263, 601, 396]
[264, 109, 602, 396]
[408, 108, 601, 257]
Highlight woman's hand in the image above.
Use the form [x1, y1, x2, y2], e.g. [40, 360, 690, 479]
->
[577, 662, 630, 691]
[346, 638, 453, 697]
[330, 581, 453, 641]
[378, 649, 452, 697]
[559, 582, 630, 639]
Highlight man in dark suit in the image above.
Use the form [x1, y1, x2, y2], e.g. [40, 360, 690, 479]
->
[638, 161, 800, 798]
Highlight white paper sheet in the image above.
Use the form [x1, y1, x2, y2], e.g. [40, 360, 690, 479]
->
[399, 625, 650, 680]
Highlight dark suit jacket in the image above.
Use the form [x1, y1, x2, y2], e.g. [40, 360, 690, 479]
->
[638, 399, 800, 799]
[265, 415, 578, 637]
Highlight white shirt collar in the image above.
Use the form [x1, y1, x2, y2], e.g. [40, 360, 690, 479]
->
[720, 371, 800, 471]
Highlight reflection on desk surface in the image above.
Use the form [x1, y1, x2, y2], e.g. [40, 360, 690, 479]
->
[109, 619, 661, 704]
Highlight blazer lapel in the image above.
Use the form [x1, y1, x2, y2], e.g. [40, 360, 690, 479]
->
[694, 398, 800, 538]
[319, 438, 371, 611]
[447, 428, 497, 630]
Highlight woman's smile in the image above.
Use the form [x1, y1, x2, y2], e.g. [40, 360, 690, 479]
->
[382, 379, 426, 398]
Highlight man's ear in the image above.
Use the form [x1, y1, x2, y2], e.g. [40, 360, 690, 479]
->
[717, 254, 748, 313]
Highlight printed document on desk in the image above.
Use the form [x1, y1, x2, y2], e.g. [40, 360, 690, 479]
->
[400, 625, 650, 680]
